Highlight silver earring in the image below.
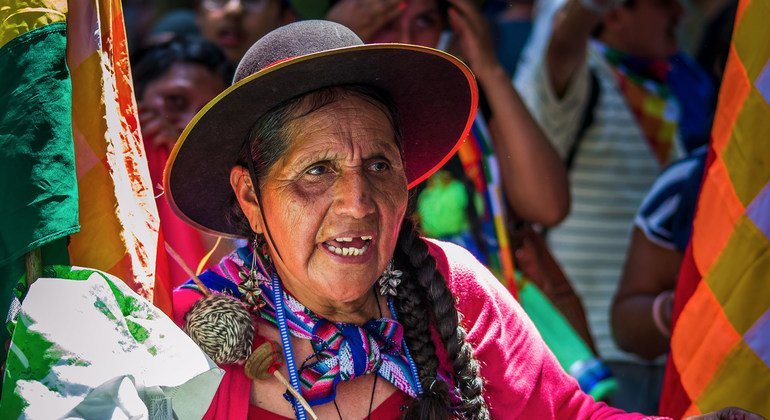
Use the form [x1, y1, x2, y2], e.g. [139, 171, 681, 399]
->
[238, 237, 263, 312]
[377, 262, 403, 296]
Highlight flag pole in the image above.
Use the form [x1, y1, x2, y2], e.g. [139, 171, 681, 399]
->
[25, 248, 42, 287]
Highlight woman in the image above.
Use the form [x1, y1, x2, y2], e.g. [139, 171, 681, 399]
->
[195, 0, 293, 64]
[133, 36, 232, 288]
[165, 21, 752, 419]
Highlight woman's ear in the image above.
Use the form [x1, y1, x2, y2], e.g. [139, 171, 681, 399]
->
[230, 165, 264, 234]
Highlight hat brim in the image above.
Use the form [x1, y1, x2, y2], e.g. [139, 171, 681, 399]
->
[164, 43, 478, 237]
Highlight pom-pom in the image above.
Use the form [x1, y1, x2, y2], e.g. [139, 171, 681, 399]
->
[185, 294, 254, 364]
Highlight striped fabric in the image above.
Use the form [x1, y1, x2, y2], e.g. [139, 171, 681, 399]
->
[65, 0, 171, 314]
[461, 112, 518, 293]
[660, 0, 770, 416]
[183, 246, 421, 406]
[518, 45, 679, 361]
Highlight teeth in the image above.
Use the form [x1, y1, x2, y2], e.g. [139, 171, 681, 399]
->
[325, 244, 368, 256]
[334, 236, 373, 242]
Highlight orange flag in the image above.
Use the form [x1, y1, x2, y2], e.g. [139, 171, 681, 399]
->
[66, 0, 172, 315]
[660, 0, 770, 416]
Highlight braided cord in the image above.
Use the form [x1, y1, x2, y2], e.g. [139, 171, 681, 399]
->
[272, 272, 307, 420]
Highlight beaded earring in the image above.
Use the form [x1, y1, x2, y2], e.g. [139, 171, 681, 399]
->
[238, 235, 265, 313]
[377, 261, 403, 296]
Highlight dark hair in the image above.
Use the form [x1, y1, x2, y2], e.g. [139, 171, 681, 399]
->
[229, 85, 489, 418]
[131, 35, 231, 100]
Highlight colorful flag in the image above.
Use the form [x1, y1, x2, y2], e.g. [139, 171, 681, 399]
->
[0, 0, 172, 344]
[66, 0, 172, 314]
[660, 0, 770, 416]
[0, 0, 79, 361]
[460, 113, 517, 294]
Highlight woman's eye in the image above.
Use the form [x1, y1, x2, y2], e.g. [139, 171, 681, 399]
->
[165, 94, 188, 112]
[415, 13, 440, 29]
[306, 164, 330, 176]
[369, 160, 390, 172]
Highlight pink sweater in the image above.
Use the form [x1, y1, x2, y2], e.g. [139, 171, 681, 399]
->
[426, 239, 650, 418]
[174, 239, 656, 419]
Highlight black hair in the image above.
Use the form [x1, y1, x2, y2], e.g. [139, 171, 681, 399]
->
[131, 35, 231, 100]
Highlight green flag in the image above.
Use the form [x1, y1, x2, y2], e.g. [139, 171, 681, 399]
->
[0, 5, 79, 363]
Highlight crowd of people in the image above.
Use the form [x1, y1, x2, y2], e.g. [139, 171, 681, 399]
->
[114, 0, 749, 417]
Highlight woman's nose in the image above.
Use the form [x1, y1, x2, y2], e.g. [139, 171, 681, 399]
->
[333, 172, 376, 219]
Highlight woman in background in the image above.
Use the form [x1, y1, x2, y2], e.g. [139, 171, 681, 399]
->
[133, 36, 231, 287]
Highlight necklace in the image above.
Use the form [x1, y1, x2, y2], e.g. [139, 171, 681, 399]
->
[332, 288, 382, 420]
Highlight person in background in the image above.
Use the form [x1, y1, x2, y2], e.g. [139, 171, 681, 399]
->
[132, 36, 230, 287]
[366, 0, 570, 285]
[358, 1, 608, 394]
[514, 0, 716, 412]
[195, 0, 294, 64]
[611, 0, 733, 363]
[612, 147, 706, 360]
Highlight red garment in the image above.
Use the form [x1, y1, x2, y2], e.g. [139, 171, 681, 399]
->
[144, 141, 207, 288]
[247, 391, 411, 419]
[173, 239, 663, 419]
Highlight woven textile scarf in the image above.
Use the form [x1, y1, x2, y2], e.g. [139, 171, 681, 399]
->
[595, 41, 680, 165]
[200, 246, 420, 406]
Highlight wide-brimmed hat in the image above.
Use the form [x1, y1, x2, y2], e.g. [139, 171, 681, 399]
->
[164, 20, 478, 237]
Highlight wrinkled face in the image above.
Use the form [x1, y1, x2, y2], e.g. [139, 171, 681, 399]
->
[369, 0, 444, 47]
[138, 62, 227, 148]
[197, 0, 285, 63]
[254, 95, 408, 307]
[607, 0, 683, 59]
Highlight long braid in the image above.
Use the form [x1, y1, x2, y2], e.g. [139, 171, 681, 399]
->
[397, 218, 490, 419]
[394, 222, 452, 418]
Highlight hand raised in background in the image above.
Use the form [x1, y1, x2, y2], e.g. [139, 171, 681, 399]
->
[327, 0, 406, 42]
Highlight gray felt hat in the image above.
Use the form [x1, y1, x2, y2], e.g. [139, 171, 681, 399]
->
[164, 20, 478, 237]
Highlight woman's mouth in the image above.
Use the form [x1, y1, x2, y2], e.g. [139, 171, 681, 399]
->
[323, 235, 373, 257]
[217, 28, 243, 47]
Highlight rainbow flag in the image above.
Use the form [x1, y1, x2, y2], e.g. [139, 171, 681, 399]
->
[0, 0, 171, 339]
[66, 0, 172, 314]
[659, 0, 770, 416]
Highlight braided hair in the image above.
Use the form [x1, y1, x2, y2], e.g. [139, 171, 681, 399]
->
[394, 217, 489, 419]
[227, 85, 489, 418]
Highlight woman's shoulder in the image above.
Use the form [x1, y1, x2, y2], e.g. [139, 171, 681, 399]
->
[423, 238, 519, 321]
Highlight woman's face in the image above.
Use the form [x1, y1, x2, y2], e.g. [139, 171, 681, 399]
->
[138, 62, 227, 149]
[369, 0, 444, 47]
[197, 0, 286, 63]
[244, 94, 408, 311]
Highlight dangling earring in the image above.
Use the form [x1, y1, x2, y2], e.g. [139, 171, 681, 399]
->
[377, 261, 403, 296]
[239, 236, 264, 312]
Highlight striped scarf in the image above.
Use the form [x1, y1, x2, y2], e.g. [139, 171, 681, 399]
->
[595, 41, 680, 165]
[193, 246, 420, 405]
